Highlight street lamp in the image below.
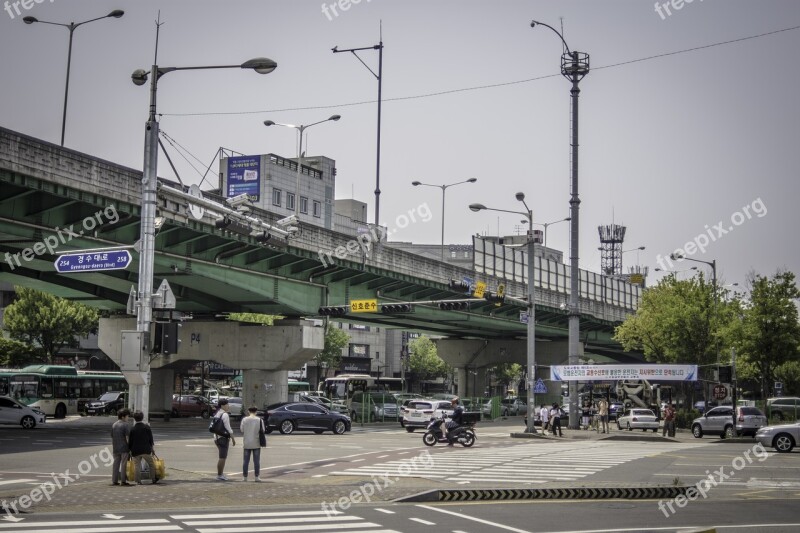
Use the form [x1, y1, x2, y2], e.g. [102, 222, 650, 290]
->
[264, 115, 341, 216]
[531, 19, 589, 430]
[622, 246, 646, 271]
[23, 9, 125, 147]
[654, 266, 698, 276]
[523, 217, 570, 248]
[469, 192, 538, 434]
[411, 178, 477, 261]
[131, 56, 277, 420]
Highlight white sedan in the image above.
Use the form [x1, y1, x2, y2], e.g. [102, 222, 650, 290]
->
[0, 396, 46, 429]
[617, 408, 659, 432]
[756, 422, 800, 453]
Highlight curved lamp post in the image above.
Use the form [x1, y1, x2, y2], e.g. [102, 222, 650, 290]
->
[264, 115, 341, 216]
[622, 245, 646, 272]
[412, 178, 477, 261]
[130, 56, 277, 420]
[523, 216, 571, 248]
[23, 9, 125, 147]
[531, 19, 589, 430]
[469, 193, 538, 434]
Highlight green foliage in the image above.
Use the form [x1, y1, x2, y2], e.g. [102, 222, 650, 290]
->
[314, 325, 350, 378]
[675, 408, 701, 429]
[227, 313, 281, 325]
[0, 337, 46, 367]
[489, 363, 523, 387]
[3, 287, 99, 363]
[774, 360, 800, 396]
[408, 336, 448, 381]
[735, 271, 800, 398]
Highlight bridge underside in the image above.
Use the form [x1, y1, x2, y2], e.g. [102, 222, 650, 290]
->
[0, 143, 629, 358]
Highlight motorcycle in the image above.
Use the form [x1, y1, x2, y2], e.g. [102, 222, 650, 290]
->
[422, 416, 476, 447]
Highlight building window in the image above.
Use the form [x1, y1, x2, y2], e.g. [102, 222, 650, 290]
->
[313, 200, 322, 218]
[300, 196, 308, 214]
[464, 251, 469, 258]
[451, 251, 457, 258]
[272, 189, 282, 207]
[349, 343, 369, 358]
[286, 192, 295, 211]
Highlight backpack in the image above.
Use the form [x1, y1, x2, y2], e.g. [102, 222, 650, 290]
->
[209, 413, 230, 437]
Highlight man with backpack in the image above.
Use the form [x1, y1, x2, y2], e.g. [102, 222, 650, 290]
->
[550, 403, 564, 436]
[211, 399, 236, 481]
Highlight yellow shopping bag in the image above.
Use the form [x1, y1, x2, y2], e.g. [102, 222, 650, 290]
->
[125, 458, 136, 481]
[153, 453, 166, 479]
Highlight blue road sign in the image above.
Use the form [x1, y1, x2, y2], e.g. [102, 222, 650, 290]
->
[519, 312, 529, 324]
[55, 250, 132, 273]
[533, 378, 547, 394]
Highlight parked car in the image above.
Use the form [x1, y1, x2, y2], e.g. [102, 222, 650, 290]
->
[402, 399, 454, 432]
[349, 391, 399, 422]
[609, 402, 624, 421]
[213, 397, 243, 419]
[767, 397, 800, 422]
[171, 395, 212, 419]
[756, 421, 800, 453]
[263, 402, 350, 435]
[501, 398, 526, 416]
[0, 396, 46, 429]
[85, 391, 127, 416]
[691, 405, 766, 438]
[617, 408, 659, 432]
[300, 394, 348, 415]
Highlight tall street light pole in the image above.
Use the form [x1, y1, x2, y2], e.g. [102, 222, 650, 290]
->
[621, 245, 646, 272]
[469, 195, 539, 434]
[333, 35, 383, 226]
[525, 217, 570, 248]
[411, 178, 477, 262]
[23, 9, 125, 147]
[264, 115, 341, 216]
[131, 56, 277, 420]
[531, 19, 589, 430]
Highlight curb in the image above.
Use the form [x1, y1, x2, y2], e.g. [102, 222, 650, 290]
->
[394, 485, 690, 503]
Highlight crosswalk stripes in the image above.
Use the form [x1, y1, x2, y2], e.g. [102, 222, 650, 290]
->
[328, 440, 706, 484]
[170, 510, 399, 533]
[0, 517, 180, 532]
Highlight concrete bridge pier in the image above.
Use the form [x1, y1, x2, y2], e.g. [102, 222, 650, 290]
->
[240, 369, 289, 411]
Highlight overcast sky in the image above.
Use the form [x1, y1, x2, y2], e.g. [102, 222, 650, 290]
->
[2, 0, 798, 289]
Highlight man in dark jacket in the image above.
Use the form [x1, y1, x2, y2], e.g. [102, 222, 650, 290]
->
[110, 409, 131, 486]
[129, 411, 158, 484]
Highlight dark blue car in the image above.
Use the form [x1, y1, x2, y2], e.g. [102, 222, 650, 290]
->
[263, 402, 351, 435]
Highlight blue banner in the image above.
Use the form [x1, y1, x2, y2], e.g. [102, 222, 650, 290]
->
[226, 156, 260, 201]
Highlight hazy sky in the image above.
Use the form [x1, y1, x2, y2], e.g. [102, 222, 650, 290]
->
[2, 0, 798, 289]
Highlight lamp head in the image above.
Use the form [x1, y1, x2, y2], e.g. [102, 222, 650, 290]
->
[411, 181, 421, 186]
[469, 203, 486, 212]
[107, 10, 125, 18]
[515, 192, 525, 202]
[263, 120, 276, 127]
[241, 57, 278, 75]
[530, 20, 540, 28]
[669, 253, 684, 260]
[131, 69, 149, 86]
[328, 114, 341, 121]
[22, 16, 37, 24]
[467, 178, 477, 183]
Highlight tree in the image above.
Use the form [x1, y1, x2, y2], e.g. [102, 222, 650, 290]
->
[314, 325, 350, 378]
[489, 363, 523, 394]
[735, 271, 800, 399]
[227, 313, 281, 325]
[0, 337, 45, 367]
[3, 287, 99, 363]
[408, 336, 448, 383]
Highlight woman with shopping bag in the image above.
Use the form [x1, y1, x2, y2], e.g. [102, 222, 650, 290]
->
[129, 411, 159, 485]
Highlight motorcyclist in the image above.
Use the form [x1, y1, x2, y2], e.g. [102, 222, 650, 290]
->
[443, 397, 465, 446]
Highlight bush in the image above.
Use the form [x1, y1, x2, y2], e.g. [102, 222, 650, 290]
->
[675, 408, 701, 429]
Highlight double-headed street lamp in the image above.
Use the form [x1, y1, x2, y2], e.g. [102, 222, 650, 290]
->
[622, 245, 646, 271]
[130, 56, 277, 419]
[23, 9, 125, 147]
[411, 178, 477, 261]
[470, 192, 538, 434]
[523, 217, 570, 248]
[531, 19, 589, 430]
[264, 115, 341, 216]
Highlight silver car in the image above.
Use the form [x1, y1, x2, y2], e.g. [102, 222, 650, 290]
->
[692, 406, 767, 439]
[0, 396, 46, 429]
[756, 422, 800, 453]
[617, 408, 659, 432]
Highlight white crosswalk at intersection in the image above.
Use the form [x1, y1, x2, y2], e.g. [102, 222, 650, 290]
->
[328, 440, 705, 484]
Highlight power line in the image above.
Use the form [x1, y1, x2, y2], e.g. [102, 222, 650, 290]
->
[161, 24, 800, 118]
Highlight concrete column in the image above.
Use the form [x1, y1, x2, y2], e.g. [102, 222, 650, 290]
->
[149, 368, 174, 415]
[242, 369, 289, 410]
[456, 367, 467, 397]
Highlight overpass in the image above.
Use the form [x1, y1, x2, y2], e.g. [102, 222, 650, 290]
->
[0, 127, 643, 407]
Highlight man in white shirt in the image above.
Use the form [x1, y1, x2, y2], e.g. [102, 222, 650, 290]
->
[540, 404, 550, 432]
[213, 399, 236, 481]
[240, 406, 265, 482]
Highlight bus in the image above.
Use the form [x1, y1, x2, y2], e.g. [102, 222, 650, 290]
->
[0, 365, 128, 418]
[322, 374, 405, 402]
[288, 379, 311, 401]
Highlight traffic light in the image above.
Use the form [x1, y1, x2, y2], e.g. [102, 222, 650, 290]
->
[448, 279, 471, 293]
[484, 290, 505, 305]
[318, 306, 348, 316]
[438, 301, 470, 311]
[381, 303, 413, 313]
[718, 365, 732, 383]
[153, 322, 181, 355]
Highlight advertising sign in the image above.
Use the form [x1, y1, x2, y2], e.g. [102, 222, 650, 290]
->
[226, 156, 260, 200]
[551, 364, 697, 382]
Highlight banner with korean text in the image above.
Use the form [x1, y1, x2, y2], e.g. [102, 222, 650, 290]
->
[551, 364, 697, 382]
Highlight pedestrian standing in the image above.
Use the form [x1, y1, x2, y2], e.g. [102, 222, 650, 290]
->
[582, 398, 591, 429]
[240, 406, 265, 482]
[110, 408, 131, 486]
[129, 410, 158, 485]
[663, 403, 676, 437]
[540, 404, 550, 432]
[549, 403, 563, 436]
[597, 398, 609, 433]
[213, 398, 236, 481]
